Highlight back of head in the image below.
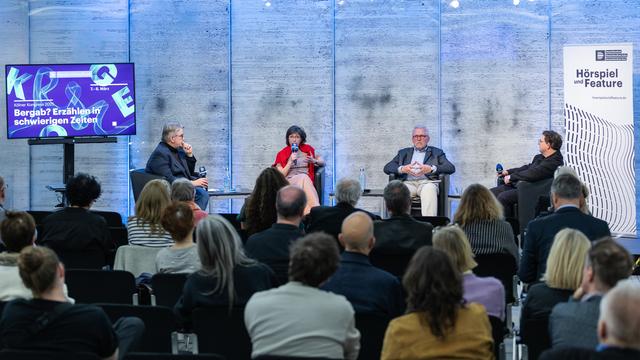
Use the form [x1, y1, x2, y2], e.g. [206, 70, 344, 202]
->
[161, 122, 183, 143]
[340, 211, 373, 251]
[276, 185, 306, 219]
[195, 215, 253, 304]
[335, 178, 361, 206]
[384, 180, 411, 215]
[599, 279, 640, 349]
[171, 178, 196, 202]
[543, 130, 563, 150]
[432, 225, 477, 273]
[551, 173, 582, 200]
[245, 167, 289, 235]
[161, 201, 194, 241]
[134, 179, 171, 230]
[544, 228, 590, 289]
[403, 246, 463, 339]
[66, 173, 101, 207]
[588, 238, 633, 290]
[288, 232, 340, 287]
[454, 183, 503, 225]
[18, 246, 60, 297]
[0, 211, 36, 252]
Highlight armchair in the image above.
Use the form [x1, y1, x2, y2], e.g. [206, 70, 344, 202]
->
[388, 173, 450, 217]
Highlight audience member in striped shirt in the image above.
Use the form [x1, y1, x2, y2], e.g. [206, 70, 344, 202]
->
[127, 179, 174, 247]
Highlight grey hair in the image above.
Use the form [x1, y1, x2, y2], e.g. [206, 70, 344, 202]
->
[413, 125, 429, 135]
[171, 178, 195, 201]
[383, 180, 411, 215]
[196, 215, 256, 307]
[335, 178, 361, 206]
[161, 122, 183, 143]
[551, 173, 583, 200]
[599, 279, 640, 348]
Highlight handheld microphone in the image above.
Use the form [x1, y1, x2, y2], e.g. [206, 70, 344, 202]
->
[199, 166, 207, 178]
[496, 163, 503, 174]
[291, 143, 298, 165]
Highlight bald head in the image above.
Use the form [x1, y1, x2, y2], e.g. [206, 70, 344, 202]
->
[276, 185, 306, 221]
[339, 212, 374, 253]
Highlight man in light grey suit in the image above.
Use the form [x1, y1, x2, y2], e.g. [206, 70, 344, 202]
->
[383, 126, 455, 216]
[549, 238, 633, 350]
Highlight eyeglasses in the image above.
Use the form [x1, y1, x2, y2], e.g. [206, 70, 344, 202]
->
[173, 134, 184, 139]
[413, 135, 428, 139]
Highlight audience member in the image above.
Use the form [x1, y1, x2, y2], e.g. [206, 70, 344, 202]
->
[373, 180, 433, 252]
[39, 173, 113, 268]
[239, 167, 289, 236]
[433, 225, 505, 320]
[520, 228, 591, 359]
[0, 211, 38, 301]
[145, 122, 209, 210]
[519, 173, 611, 284]
[245, 232, 360, 359]
[0, 246, 144, 358]
[490, 130, 563, 217]
[454, 183, 518, 261]
[305, 178, 380, 242]
[321, 212, 404, 317]
[156, 202, 200, 274]
[171, 178, 208, 225]
[549, 238, 633, 350]
[175, 215, 275, 326]
[541, 280, 640, 360]
[381, 247, 493, 359]
[127, 179, 174, 247]
[245, 185, 306, 284]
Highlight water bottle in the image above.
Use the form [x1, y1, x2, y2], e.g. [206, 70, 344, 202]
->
[359, 167, 367, 192]
[223, 167, 231, 192]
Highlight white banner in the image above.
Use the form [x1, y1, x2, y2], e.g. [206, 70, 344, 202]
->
[563, 44, 635, 235]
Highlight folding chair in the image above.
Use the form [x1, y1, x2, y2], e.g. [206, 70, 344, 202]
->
[151, 273, 189, 307]
[474, 253, 518, 304]
[369, 248, 416, 277]
[192, 307, 251, 359]
[354, 312, 390, 360]
[66, 269, 138, 304]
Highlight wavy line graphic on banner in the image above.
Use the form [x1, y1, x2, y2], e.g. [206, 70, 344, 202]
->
[564, 103, 636, 234]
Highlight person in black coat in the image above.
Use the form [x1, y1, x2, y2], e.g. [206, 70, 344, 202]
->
[145, 122, 209, 210]
[519, 174, 611, 284]
[305, 178, 379, 244]
[491, 130, 564, 217]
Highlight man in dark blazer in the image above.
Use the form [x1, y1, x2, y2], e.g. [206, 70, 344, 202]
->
[322, 211, 405, 317]
[540, 279, 640, 360]
[548, 239, 633, 351]
[145, 122, 209, 210]
[491, 130, 564, 217]
[518, 174, 611, 284]
[245, 186, 306, 285]
[383, 125, 455, 216]
[305, 178, 379, 243]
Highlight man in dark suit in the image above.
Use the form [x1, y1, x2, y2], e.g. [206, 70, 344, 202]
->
[145, 122, 209, 210]
[491, 130, 564, 217]
[322, 211, 405, 317]
[540, 279, 640, 360]
[518, 173, 611, 284]
[305, 178, 379, 242]
[383, 125, 455, 216]
[373, 180, 433, 252]
[245, 185, 306, 285]
[548, 239, 633, 350]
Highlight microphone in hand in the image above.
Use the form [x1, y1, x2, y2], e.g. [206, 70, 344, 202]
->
[291, 143, 298, 165]
[496, 163, 505, 186]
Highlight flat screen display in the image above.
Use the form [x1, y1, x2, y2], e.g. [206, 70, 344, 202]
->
[5, 63, 136, 139]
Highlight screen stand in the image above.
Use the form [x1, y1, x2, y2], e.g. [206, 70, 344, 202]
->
[28, 137, 118, 206]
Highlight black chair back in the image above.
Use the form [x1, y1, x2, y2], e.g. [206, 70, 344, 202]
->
[66, 269, 137, 304]
[255, 356, 338, 360]
[488, 315, 507, 359]
[355, 312, 390, 360]
[130, 169, 164, 202]
[98, 304, 177, 353]
[192, 307, 251, 360]
[125, 353, 225, 360]
[473, 253, 518, 304]
[517, 178, 553, 241]
[55, 249, 108, 270]
[26, 210, 53, 224]
[0, 301, 7, 317]
[519, 317, 551, 360]
[314, 166, 325, 205]
[369, 248, 416, 277]
[414, 216, 450, 227]
[91, 210, 124, 227]
[218, 213, 248, 241]
[0, 350, 100, 360]
[151, 273, 188, 307]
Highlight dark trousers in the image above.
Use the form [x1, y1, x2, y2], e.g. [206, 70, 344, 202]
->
[114, 317, 145, 359]
[194, 186, 209, 211]
[490, 184, 518, 218]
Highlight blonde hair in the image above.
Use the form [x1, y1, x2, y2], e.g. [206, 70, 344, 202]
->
[131, 179, 171, 234]
[543, 228, 590, 289]
[432, 225, 478, 272]
[454, 184, 503, 226]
